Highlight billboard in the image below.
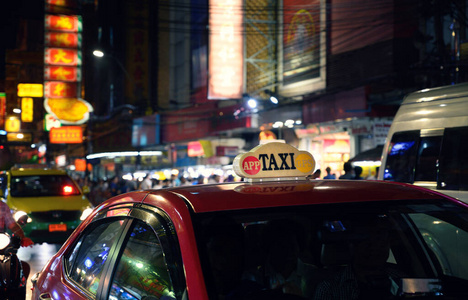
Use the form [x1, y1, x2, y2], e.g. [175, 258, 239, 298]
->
[208, 0, 244, 99]
[280, 0, 326, 96]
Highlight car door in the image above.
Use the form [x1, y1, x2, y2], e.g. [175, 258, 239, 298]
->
[62, 204, 185, 299]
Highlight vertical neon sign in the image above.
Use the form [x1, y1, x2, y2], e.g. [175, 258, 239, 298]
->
[208, 0, 244, 99]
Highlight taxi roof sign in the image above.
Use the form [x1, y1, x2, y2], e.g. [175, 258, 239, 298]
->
[233, 142, 316, 181]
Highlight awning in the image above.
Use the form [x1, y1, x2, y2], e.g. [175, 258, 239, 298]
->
[349, 145, 384, 163]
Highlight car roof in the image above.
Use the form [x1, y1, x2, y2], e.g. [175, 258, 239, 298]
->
[8, 167, 68, 176]
[104, 180, 455, 215]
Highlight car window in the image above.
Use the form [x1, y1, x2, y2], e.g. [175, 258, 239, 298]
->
[10, 175, 81, 197]
[194, 201, 468, 299]
[109, 220, 176, 299]
[409, 213, 468, 280]
[65, 219, 126, 295]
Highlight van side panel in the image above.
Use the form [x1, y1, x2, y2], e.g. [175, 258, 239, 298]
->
[379, 84, 468, 203]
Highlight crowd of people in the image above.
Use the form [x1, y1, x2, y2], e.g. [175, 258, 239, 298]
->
[76, 173, 234, 207]
[311, 162, 379, 181]
[77, 162, 378, 206]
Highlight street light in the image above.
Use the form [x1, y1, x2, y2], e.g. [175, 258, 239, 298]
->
[93, 50, 104, 57]
[93, 49, 133, 114]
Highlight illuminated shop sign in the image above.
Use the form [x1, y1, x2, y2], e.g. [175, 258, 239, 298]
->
[208, 0, 244, 99]
[5, 116, 20, 132]
[44, 114, 62, 131]
[44, 98, 93, 125]
[45, 14, 82, 32]
[21, 98, 33, 123]
[44, 66, 81, 82]
[45, 32, 81, 48]
[44, 48, 81, 66]
[44, 81, 78, 98]
[17, 84, 44, 97]
[49, 126, 83, 144]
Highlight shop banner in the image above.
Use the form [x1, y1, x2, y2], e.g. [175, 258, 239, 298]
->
[44, 81, 78, 98]
[44, 66, 81, 82]
[45, 14, 82, 32]
[49, 126, 83, 144]
[208, 0, 244, 99]
[45, 32, 81, 48]
[45, 48, 81, 66]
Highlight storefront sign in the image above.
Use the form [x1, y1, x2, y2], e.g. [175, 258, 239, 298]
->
[44, 114, 62, 131]
[5, 116, 20, 132]
[45, 14, 82, 32]
[44, 66, 81, 82]
[188, 140, 214, 157]
[0, 93, 5, 128]
[216, 146, 239, 157]
[17, 84, 44, 97]
[45, 32, 81, 48]
[208, 0, 243, 99]
[44, 81, 78, 98]
[7, 133, 31, 142]
[21, 98, 33, 122]
[44, 48, 81, 66]
[49, 126, 83, 144]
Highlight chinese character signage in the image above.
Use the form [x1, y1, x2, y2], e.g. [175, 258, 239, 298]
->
[44, 48, 81, 66]
[5, 116, 20, 132]
[44, 7, 91, 125]
[49, 126, 83, 144]
[21, 98, 33, 122]
[45, 32, 81, 48]
[44, 66, 81, 82]
[45, 14, 82, 32]
[44, 82, 78, 98]
[17, 83, 44, 97]
[208, 0, 244, 99]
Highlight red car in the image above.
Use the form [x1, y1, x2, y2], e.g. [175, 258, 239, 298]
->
[32, 143, 468, 299]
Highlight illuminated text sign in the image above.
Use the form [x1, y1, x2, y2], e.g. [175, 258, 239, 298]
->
[208, 0, 244, 99]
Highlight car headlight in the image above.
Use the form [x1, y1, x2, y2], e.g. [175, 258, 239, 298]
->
[80, 207, 93, 221]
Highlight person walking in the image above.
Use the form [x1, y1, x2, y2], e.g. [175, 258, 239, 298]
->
[323, 167, 336, 179]
[339, 162, 354, 179]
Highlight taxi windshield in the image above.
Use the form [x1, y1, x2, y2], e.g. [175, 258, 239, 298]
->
[193, 200, 468, 299]
[10, 175, 81, 197]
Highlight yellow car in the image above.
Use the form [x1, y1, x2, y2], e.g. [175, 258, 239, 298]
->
[0, 166, 92, 244]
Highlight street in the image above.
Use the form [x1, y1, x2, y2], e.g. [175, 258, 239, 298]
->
[18, 243, 62, 300]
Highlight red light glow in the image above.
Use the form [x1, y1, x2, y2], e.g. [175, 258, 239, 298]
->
[63, 185, 74, 195]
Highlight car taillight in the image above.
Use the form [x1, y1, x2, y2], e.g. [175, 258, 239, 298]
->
[62, 185, 75, 195]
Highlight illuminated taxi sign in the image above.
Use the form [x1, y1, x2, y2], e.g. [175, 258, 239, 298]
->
[233, 142, 315, 181]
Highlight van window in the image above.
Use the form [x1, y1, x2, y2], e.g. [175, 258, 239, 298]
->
[439, 127, 468, 191]
[414, 136, 442, 182]
[383, 131, 419, 182]
[384, 126, 468, 191]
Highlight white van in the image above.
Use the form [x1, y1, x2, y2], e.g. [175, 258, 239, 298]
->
[378, 82, 468, 202]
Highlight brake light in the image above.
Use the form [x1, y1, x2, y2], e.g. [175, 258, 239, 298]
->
[62, 185, 75, 195]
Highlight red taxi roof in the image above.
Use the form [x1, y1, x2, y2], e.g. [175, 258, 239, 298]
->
[139, 179, 455, 214]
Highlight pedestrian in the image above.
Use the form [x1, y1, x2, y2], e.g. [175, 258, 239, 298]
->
[323, 167, 336, 179]
[139, 174, 153, 190]
[339, 162, 354, 179]
[354, 166, 363, 180]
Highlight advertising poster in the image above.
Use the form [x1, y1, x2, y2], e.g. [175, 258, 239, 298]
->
[281, 0, 325, 94]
